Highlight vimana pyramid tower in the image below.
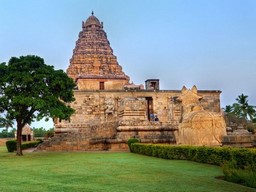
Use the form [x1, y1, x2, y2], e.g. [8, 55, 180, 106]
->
[38, 13, 226, 151]
[67, 12, 130, 90]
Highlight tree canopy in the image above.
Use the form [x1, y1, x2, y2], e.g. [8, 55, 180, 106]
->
[0, 55, 76, 155]
[0, 116, 13, 130]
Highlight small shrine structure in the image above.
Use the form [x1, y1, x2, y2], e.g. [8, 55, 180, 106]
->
[15, 124, 34, 142]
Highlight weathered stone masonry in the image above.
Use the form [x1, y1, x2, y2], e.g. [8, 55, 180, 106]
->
[39, 89, 222, 151]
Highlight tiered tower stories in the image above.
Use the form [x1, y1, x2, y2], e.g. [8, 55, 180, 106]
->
[67, 12, 130, 90]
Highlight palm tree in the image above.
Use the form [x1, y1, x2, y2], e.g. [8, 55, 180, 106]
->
[232, 94, 256, 121]
[224, 105, 233, 113]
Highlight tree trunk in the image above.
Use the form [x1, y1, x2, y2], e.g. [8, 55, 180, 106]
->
[16, 121, 23, 156]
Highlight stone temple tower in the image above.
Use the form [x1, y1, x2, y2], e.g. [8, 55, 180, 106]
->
[67, 12, 130, 90]
[37, 12, 226, 151]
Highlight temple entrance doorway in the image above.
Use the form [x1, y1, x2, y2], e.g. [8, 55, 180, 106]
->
[146, 97, 153, 121]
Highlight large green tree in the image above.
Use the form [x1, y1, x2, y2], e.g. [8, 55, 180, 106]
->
[0, 55, 76, 155]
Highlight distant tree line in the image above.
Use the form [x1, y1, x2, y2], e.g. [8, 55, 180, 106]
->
[0, 127, 54, 138]
[0, 128, 15, 138]
[33, 127, 54, 138]
[0, 117, 15, 138]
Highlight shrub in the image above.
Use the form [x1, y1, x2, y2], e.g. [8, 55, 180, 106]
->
[222, 160, 256, 188]
[36, 138, 43, 143]
[21, 141, 41, 150]
[127, 138, 140, 151]
[6, 140, 17, 152]
[130, 143, 256, 188]
[130, 144, 246, 166]
[6, 140, 41, 152]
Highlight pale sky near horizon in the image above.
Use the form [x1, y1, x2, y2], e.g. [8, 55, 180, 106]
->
[0, 0, 256, 129]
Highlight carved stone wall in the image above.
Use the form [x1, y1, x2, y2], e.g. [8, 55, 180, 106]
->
[119, 98, 147, 121]
[55, 90, 221, 133]
[39, 88, 223, 151]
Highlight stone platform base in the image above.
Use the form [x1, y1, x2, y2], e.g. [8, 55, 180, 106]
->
[222, 135, 256, 147]
[37, 121, 177, 151]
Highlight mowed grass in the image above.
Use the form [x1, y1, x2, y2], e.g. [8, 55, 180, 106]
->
[0, 146, 255, 192]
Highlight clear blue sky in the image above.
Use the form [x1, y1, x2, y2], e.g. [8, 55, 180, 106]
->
[1, 0, 256, 128]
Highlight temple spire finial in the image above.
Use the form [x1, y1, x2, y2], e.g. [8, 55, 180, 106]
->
[92, 10, 94, 16]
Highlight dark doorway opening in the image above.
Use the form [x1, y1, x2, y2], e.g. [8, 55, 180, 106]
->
[146, 97, 153, 121]
[22, 135, 26, 142]
[22, 134, 31, 142]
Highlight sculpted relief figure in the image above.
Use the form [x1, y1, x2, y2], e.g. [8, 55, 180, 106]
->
[104, 97, 115, 119]
[178, 86, 226, 146]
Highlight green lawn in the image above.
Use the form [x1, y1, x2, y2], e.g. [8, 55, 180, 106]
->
[0, 146, 255, 192]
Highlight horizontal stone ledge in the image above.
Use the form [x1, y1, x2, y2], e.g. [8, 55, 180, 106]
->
[55, 128, 79, 134]
[222, 135, 256, 142]
[89, 138, 123, 144]
[116, 126, 178, 132]
[222, 143, 255, 148]
[222, 140, 255, 143]
[140, 139, 176, 143]
[89, 138, 176, 144]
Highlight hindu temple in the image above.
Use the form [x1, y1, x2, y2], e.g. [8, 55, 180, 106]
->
[38, 13, 226, 151]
